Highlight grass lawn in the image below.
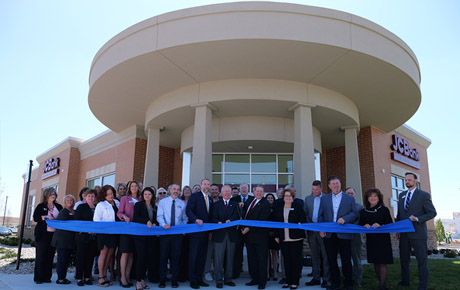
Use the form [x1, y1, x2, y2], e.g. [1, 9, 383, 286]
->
[361, 258, 460, 290]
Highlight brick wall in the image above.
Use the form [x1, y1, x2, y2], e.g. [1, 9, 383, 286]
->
[133, 138, 147, 183]
[324, 146, 346, 192]
[173, 148, 183, 186]
[158, 146, 175, 188]
[357, 127, 375, 199]
[320, 147, 328, 188]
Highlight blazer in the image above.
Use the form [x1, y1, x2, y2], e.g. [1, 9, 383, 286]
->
[51, 208, 76, 249]
[94, 201, 116, 221]
[272, 201, 307, 241]
[211, 199, 240, 243]
[186, 191, 213, 238]
[304, 194, 321, 223]
[33, 202, 63, 242]
[242, 198, 271, 243]
[133, 201, 158, 225]
[230, 195, 253, 218]
[74, 203, 96, 243]
[318, 192, 358, 239]
[396, 188, 437, 239]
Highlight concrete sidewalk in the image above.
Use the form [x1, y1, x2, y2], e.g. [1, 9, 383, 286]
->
[0, 266, 324, 290]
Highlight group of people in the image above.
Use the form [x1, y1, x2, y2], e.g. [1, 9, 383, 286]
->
[32, 172, 436, 290]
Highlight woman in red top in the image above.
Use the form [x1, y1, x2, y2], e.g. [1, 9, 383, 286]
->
[117, 180, 141, 287]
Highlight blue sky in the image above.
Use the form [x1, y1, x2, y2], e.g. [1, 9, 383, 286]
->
[1, 0, 459, 219]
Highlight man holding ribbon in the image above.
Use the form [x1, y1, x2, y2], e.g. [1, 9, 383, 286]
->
[396, 172, 436, 290]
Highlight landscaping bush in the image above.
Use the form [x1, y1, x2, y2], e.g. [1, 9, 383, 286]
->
[444, 249, 458, 258]
[0, 236, 19, 246]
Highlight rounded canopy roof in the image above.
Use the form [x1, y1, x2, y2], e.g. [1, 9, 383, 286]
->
[88, 1, 421, 134]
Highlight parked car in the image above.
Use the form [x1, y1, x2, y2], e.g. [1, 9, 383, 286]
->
[9, 226, 18, 234]
[0, 226, 12, 236]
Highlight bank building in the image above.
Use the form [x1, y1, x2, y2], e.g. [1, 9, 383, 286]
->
[20, 2, 436, 248]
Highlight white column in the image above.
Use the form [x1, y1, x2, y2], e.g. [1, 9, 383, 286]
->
[143, 126, 160, 188]
[190, 103, 214, 186]
[342, 126, 363, 204]
[290, 103, 316, 200]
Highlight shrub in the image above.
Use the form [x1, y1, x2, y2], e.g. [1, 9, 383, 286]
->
[0, 236, 19, 246]
[444, 249, 458, 258]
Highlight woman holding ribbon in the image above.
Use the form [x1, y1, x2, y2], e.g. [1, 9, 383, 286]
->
[51, 194, 77, 285]
[33, 187, 62, 284]
[133, 187, 159, 290]
[360, 188, 394, 290]
[272, 188, 307, 290]
[117, 180, 141, 287]
[94, 185, 119, 287]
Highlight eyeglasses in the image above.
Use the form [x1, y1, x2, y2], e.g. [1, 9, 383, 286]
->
[158, 192, 167, 195]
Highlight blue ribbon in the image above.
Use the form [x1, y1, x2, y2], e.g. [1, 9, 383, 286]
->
[46, 219, 414, 236]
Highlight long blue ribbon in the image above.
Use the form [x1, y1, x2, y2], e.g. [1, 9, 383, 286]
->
[46, 219, 414, 236]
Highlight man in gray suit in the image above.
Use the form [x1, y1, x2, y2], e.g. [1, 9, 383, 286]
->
[304, 180, 330, 288]
[396, 172, 436, 290]
[345, 187, 364, 287]
[318, 176, 358, 290]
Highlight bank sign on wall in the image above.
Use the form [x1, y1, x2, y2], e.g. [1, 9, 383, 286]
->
[390, 135, 420, 169]
[42, 157, 60, 180]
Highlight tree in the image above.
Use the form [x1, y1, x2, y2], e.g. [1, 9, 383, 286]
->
[435, 219, 445, 244]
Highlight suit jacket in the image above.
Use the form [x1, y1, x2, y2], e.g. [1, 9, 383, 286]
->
[51, 208, 76, 249]
[211, 199, 240, 242]
[133, 201, 158, 225]
[230, 195, 253, 218]
[33, 202, 63, 242]
[242, 198, 271, 243]
[318, 192, 358, 240]
[272, 201, 307, 241]
[396, 188, 437, 240]
[304, 194, 321, 223]
[186, 191, 213, 238]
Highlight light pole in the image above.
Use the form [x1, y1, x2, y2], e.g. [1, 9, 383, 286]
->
[2, 196, 8, 226]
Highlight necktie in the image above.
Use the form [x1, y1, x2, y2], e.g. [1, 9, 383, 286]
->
[405, 191, 412, 211]
[225, 201, 228, 208]
[243, 196, 246, 203]
[245, 199, 256, 218]
[205, 195, 209, 213]
[171, 199, 176, 226]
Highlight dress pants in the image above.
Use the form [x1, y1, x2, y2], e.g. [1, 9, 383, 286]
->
[399, 237, 429, 289]
[204, 240, 215, 275]
[34, 231, 55, 283]
[307, 231, 330, 281]
[134, 236, 159, 282]
[281, 240, 303, 286]
[324, 234, 353, 288]
[232, 233, 245, 277]
[159, 235, 183, 283]
[246, 238, 268, 287]
[147, 236, 160, 283]
[350, 233, 363, 285]
[189, 235, 209, 284]
[75, 235, 97, 280]
[56, 248, 73, 280]
[213, 233, 236, 283]
[178, 235, 189, 282]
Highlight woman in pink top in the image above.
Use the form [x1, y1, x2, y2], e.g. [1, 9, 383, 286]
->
[117, 180, 140, 287]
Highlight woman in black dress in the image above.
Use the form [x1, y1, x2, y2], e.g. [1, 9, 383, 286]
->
[265, 193, 279, 281]
[75, 189, 98, 286]
[133, 187, 159, 290]
[51, 194, 77, 284]
[359, 188, 394, 290]
[33, 187, 62, 284]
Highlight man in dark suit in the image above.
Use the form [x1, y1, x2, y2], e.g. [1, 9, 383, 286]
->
[211, 185, 240, 288]
[318, 176, 358, 290]
[396, 172, 436, 290]
[186, 178, 214, 289]
[230, 183, 253, 278]
[242, 185, 271, 290]
[304, 180, 330, 288]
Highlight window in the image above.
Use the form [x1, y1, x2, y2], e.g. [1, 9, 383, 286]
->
[26, 195, 36, 228]
[212, 153, 294, 193]
[87, 173, 115, 188]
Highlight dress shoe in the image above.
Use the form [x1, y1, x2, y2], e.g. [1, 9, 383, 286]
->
[397, 281, 410, 287]
[279, 278, 286, 284]
[190, 282, 200, 289]
[306, 278, 321, 286]
[77, 280, 85, 287]
[159, 281, 166, 288]
[307, 272, 313, 277]
[204, 272, 213, 282]
[34, 281, 43, 284]
[225, 282, 236, 286]
[172, 281, 179, 288]
[246, 280, 258, 286]
[258, 285, 265, 290]
[282, 284, 290, 288]
[217, 283, 223, 288]
[199, 281, 209, 287]
[320, 280, 328, 288]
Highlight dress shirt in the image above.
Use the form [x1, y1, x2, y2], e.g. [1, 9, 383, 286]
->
[245, 198, 261, 217]
[404, 188, 416, 202]
[241, 195, 248, 203]
[202, 191, 210, 213]
[157, 196, 188, 227]
[332, 192, 343, 222]
[223, 198, 230, 207]
[312, 193, 323, 223]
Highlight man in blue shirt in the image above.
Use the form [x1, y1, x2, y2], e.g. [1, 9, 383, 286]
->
[157, 184, 188, 288]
